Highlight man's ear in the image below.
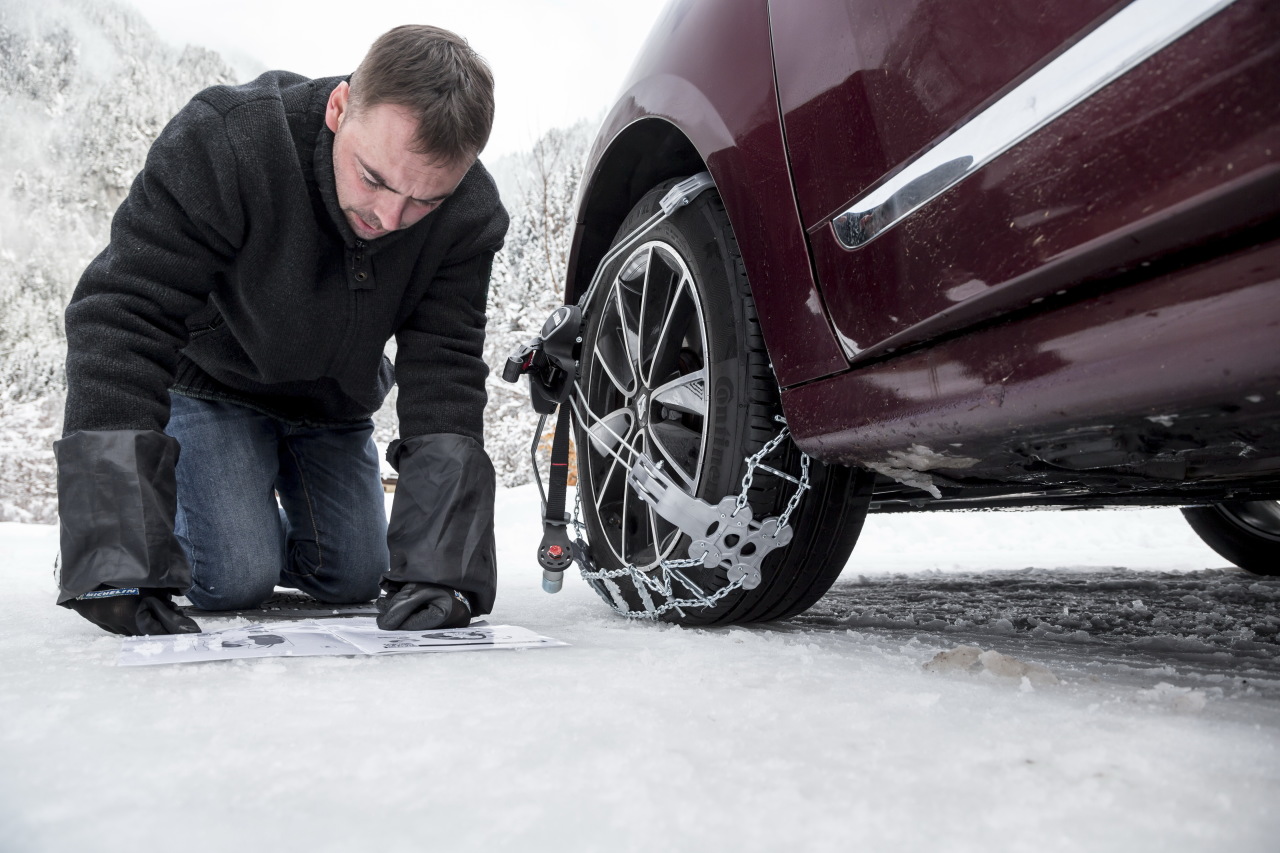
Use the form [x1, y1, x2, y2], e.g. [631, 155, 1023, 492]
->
[325, 81, 350, 133]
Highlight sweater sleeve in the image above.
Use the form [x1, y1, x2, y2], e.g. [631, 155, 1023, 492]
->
[63, 97, 244, 435]
[394, 184, 510, 445]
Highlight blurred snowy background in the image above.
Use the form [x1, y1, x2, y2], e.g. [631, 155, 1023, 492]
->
[0, 0, 659, 519]
[0, 0, 234, 520]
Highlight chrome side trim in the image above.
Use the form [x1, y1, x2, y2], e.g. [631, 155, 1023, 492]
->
[830, 0, 1239, 250]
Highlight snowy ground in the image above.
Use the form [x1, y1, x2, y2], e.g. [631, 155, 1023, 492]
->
[2, 487, 1277, 853]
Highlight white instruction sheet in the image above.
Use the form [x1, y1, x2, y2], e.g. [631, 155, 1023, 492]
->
[118, 617, 567, 666]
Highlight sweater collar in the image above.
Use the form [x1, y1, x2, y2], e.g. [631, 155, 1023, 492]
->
[313, 124, 359, 246]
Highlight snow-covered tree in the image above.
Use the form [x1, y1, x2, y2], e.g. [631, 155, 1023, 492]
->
[0, 0, 234, 522]
[480, 122, 592, 487]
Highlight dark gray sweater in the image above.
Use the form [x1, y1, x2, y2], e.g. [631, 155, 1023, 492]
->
[63, 71, 509, 442]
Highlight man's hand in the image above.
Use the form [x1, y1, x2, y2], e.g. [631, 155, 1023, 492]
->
[376, 582, 471, 631]
[66, 588, 201, 637]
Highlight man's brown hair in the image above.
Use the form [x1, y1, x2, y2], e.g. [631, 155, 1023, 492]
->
[349, 25, 495, 164]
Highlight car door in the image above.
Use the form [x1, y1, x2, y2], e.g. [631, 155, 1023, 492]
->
[768, 0, 1278, 363]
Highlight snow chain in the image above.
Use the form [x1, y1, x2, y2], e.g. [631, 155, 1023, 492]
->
[571, 416, 811, 620]
[501, 171, 813, 618]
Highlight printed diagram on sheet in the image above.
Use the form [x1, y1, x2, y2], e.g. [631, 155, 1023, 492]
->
[119, 618, 567, 666]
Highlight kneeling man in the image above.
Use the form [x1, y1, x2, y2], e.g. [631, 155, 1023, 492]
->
[55, 26, 508, 636]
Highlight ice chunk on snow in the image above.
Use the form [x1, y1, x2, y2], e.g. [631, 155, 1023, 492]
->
[923, 644, 1059, 685]
[923, 645, 983, 673]
[1136, 682, 1209, 713]
[977, 649, 1059, 685]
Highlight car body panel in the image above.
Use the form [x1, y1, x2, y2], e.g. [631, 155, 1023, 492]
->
[776, 0, 1280, 361]
[770, 0, 1122, 229]
[783, 238, 1280, 499]
[564, 0, 849, 386]
[566, 0, 1280, 505]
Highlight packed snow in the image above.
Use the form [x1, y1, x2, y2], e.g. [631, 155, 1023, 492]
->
[3, 489, 1277, 853]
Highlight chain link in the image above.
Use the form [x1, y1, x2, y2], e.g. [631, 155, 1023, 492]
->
[578, 561, 749, 620]
[732, 416, 794, 516]
[575, 416, 810, 620]
[777, 451, 811, 530]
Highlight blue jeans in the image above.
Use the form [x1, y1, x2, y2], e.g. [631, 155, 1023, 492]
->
[164, 392, 389, 610]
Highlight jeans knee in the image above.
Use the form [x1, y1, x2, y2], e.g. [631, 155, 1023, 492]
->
[179, 527, 284, 612]
[185, 577, 276, 612]
[321, 575, 383, 606]
[285, 554, 383, 605]
[282, 527, 386, 605]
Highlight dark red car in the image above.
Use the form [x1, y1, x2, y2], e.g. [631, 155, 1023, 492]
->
[547, 0, 1279, 623]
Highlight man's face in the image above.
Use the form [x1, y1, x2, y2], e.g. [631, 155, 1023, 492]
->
[325, 82, 474, 241]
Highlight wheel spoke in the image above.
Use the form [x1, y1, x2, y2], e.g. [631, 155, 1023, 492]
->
[638, 248, 680, 386]
[592, 424, 630, 507]
[647, 495, 665, 564]
[616, 271, 645, 383]
[654, 513, 679, 562]
[648, 273, 698, 385]
[651, 368, 709, 418]
[590, 408, 633, 519]
[586, 408, 633, 457]
[593, 288, 637, 397]
[620, 441, 652, 562]
[623, 433, 660, 566]
[647, 421, 703, 488]
[619, 462, 631, 558]
[594, 454, 620, 513]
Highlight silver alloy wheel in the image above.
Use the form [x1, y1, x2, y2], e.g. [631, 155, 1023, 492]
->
[582, 240, 709, 571]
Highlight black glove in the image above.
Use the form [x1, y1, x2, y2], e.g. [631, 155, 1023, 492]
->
[66, 588, 201, 637]
[383, 434, 497, 618]
[376, 582, 472, 631]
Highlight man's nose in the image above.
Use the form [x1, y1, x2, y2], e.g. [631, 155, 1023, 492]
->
[375, 196, 408, 231]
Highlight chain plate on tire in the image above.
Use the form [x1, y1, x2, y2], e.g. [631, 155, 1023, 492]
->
[571, 404, 811, 618]
[627, 462, 793, 590]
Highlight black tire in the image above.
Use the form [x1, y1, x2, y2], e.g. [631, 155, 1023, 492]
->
[1182, 501, 1280, 576]
[573, 178, 874, 625]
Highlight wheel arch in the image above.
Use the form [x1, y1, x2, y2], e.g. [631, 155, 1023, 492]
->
[561, 0, 848, 386]
[565, 117, 707, 304]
